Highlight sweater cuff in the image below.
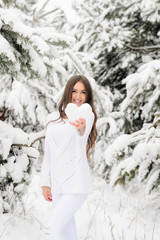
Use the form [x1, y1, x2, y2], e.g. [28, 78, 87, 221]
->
[39, 178, 51, 188]
[76, 127, 85, 136]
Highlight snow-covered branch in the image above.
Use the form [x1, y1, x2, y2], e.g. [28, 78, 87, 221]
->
[104, 114, 160, 194]
[125, 44, 160, 51]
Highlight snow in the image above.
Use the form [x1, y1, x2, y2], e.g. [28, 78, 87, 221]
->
[35, 29, 76, 48]
[0, 121, 28, 145]
[120, 60, 160, 123]
[0, 172, 160, 240]
[97, 116, 118, 136]
[30, 36, 50, 55]
[11, 154, 29, 183]
[29, 46, 47, 78]
[104, 134, 131, 166]
[0, 120, 45, 162]
[4, 156, 16, 173]
[146, 170, 160, 194]
[0, 164, 6, 178]
[0, 137, 12, 159]
[110, 157, 138, 187]
[0, 35, 16, 62]
[140, 0, 160, 22]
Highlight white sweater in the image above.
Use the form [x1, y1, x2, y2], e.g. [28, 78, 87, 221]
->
[40, 110, 94, 194]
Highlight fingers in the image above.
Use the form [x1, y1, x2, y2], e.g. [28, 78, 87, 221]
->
[42, 187, 52, 202]
[47, 190, 52, 201]
[70, 118, 86, 130]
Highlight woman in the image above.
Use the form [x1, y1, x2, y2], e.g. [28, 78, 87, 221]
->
[40, 75, 97, 240]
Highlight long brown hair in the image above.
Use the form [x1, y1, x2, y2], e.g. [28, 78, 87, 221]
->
[58, 75, 97, 159]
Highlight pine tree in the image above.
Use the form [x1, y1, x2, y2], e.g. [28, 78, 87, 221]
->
[107, 112, 160, 194]
[96, 59, 160, 193]
[121, 60, 160, 132]
[0, 6, 76, 128]
[0, 120, 43, 213]
[72, 0, 160, 95]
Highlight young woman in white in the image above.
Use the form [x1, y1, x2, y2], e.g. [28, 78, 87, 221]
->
[40, 75, 97, 240]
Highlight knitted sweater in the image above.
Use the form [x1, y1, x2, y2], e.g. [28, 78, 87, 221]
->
[40, 110, 94, 193]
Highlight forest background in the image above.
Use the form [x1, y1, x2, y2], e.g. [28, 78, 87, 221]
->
[0, 0, 160, 239]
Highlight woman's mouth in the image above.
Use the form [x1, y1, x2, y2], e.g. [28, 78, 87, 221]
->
[73, 100, 82, 105]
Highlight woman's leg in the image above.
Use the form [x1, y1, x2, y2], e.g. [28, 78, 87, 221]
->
[45, 193, 88, 240]
[43, 194, 61, 236]
[61, 215, 77, 239]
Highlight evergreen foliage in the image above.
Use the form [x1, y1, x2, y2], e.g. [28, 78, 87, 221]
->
[72, 0, 160, 93]
[0, 120, 42, 213]
[0, 7, 75, 128]
[121, 60, 160, 132]
[107, 112, 160, 194]
[94, 60, 160, 193]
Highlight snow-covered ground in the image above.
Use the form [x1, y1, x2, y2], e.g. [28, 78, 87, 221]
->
[0, 172, 160, 240]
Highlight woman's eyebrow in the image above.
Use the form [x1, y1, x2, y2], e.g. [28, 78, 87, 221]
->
[73, 88, 86, 91]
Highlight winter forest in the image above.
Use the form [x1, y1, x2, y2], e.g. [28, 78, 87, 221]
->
[0, 0, 160, 239]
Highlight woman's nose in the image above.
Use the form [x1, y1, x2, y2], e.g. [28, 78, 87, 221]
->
[75, 92, 81, 99]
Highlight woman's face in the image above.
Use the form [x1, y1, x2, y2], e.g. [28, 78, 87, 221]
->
[71, 81, 87, 107]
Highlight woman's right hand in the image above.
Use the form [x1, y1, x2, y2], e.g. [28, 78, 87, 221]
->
[42, 186, 52, 202]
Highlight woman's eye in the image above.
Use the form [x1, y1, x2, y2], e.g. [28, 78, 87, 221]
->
[72, 90, 86, 94]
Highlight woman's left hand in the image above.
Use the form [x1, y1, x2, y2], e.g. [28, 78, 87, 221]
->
[70, 118, 86, 130]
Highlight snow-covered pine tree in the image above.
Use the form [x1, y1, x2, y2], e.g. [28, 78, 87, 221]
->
[0, 6, 76, 129]
[72, 0, 160, 96]
[0, 120, 43, 214]
[98, 59, 160, 193]
[26, 0, 68, 31]
[95, 0, 160, 91]
[106, 112, 160, 195]
[121, 59, 160, 132]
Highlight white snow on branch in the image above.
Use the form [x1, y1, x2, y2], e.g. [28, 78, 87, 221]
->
[30, 35, 50, 55]
[0, 137, 12, 159]
[146, 169, 160, 194]
[29, 46, 47, 77]
[11, 153, 29, 183]
[140, 0, 160, 22]
[110, 156, 138, 187]
[105, 134, 131, 166]
[0, 35, 16, 62]
[36, 28, 76, 48]
[97, 116, 118, 136]
[0, 120, 45, 148]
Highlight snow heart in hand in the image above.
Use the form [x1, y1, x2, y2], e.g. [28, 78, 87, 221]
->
[65, 103, 92, 122]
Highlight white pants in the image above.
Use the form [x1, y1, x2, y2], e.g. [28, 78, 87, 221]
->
[44, 193, 88, 240]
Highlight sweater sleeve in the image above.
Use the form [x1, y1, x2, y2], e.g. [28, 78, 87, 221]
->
[75, 112, 95, 141]
[39, 129, 51, 188]
[39, 111, 60, 187]
[39, 113, 53, 188]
